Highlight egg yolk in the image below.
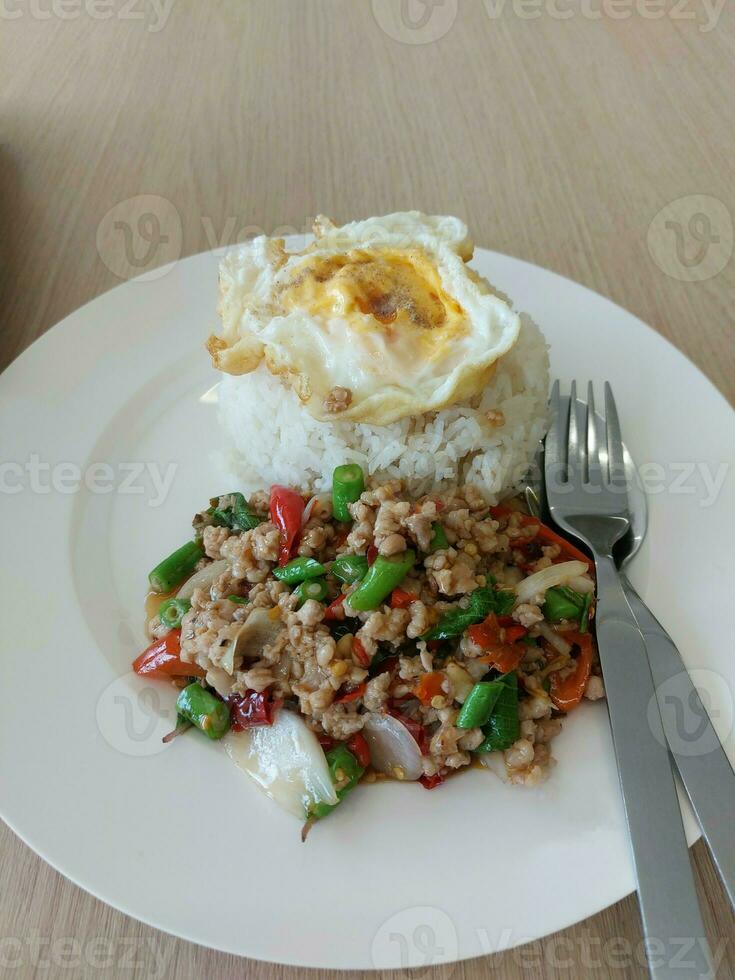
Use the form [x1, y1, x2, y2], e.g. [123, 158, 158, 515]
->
[277, 248, 467, 348]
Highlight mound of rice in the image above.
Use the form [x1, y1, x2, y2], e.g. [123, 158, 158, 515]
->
[217, 313, 548, 504]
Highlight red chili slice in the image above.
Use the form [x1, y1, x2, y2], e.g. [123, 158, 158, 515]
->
[228, 690, 280, 730]
[269, 485, 305, 566]
[390, 587, 418, 609]
[352, 637, 371, 666]
[335, 682, 367, 704]
[132, 630, 204, 679]
[347, 733, 371, 768]
[323, 595, 345, 621]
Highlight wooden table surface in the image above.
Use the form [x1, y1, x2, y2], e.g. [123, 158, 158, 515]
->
[2, 2, 734, 977]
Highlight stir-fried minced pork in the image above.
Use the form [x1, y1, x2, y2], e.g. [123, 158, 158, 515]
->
[146, 480, 602, 790]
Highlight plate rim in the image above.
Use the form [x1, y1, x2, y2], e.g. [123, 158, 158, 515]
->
[1, 243, 733, 968]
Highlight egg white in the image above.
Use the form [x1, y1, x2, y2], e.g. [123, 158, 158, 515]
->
[209, 212, 520, 425]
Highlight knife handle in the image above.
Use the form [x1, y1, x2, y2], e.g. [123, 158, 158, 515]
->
[594, 555, 711, 979]
[624, 578, 735, 913]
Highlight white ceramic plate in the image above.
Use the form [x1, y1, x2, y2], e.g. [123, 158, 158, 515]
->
[1, 246, 734, 970]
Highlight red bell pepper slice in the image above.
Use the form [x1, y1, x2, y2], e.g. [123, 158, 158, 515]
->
[469, 614, 527, 673]
[227, 690, 280, 730]
[323, 595, 345, 621]
[347, 732, 371, 768]
[478, 645, 525, 674]
[335, 682, 367, 704]
[132, 630, 204, 679]
[550, 633, 594, 712]
[390, 587, 417, 609]
[413, 671, 445, 706]
[269, 485, 304, 566]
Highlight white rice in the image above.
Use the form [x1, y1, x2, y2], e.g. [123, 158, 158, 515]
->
[217, 313, 549, 505]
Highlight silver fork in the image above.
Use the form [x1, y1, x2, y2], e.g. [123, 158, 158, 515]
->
[545, 381, 712, 980]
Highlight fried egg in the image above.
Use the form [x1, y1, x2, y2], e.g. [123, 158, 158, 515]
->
[208, 212, 520, 426]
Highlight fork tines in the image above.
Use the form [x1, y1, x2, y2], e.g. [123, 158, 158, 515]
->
[547, 380, 627, 489]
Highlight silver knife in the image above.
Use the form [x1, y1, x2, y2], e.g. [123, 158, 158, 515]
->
[625, 581, 735, 912]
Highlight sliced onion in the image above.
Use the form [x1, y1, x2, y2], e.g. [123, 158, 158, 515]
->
[568, 574, 595, 594]
[535, 621, 572, 656]
[515, 560, 589, 605]
[219, 608, 282, 675]
[478, 751, 508, 782]
[223, 709, 338, 817]
[176, 558, 229, 601]
[205, 665, 237, 698]
[363, 713, 423, 781]
[302, 493, 331, 527]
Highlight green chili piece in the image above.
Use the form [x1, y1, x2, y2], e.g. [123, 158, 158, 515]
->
[331, 554, 370, 584]
[429, 522, 449, 552]
[228, 595, 249, 605]
[294, 578, 329, 607]
[332, 464, 365, 522]
[348, 550, 416, 611]
[158, 597, 191, 630]
[149, 540, 205, 593]
[309, 745, 364, 819]
[493, 589, 517, 617]
[176, 683, 230, 740]
[456, 680, 505, 729]
[209, 492, 261, 531]
[475, 673, 520, 752]
[543, 586, 585, 623]
[579, 591, 592, 633]
[422, 586, 515, 641]
[273, 556, 327, 585]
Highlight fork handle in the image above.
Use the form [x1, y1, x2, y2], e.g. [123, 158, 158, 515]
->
[594, 555, 712, 979]
[623, 578, 735, 913]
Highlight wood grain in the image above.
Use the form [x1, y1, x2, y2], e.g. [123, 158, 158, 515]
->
[1, 1, 734, 977]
